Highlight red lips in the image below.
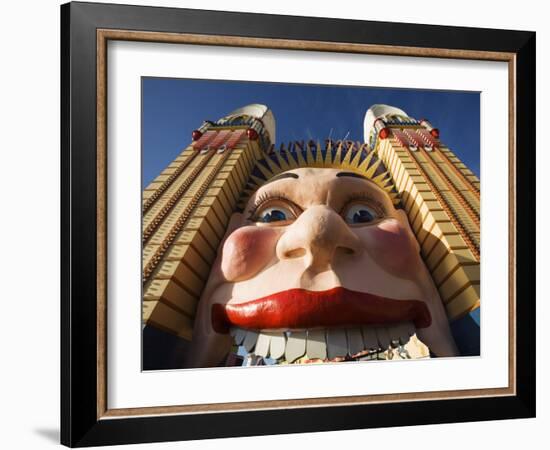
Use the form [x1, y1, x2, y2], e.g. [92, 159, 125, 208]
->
[211, 286, 431, 334]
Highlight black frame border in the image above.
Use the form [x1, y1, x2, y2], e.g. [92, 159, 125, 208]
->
[61, 2, 535, 447]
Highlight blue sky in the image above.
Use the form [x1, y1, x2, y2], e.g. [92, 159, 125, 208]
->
[142, 78, 480, 188]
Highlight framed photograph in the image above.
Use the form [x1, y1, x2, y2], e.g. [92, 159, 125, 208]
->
[61, 1, 535, 447]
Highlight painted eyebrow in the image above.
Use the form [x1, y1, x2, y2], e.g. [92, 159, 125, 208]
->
[263, 172, 299, 186]
[336, 171, 368, 180]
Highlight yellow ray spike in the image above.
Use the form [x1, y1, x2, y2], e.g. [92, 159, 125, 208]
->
[357, 151, 375, 172]
[365, 158, 382, 179]
[315, 141, 324, 166]
[372, 171, 389, 185]
[340, 143, 354, 168]
[274, 151, 291, 172]
[332, 141, 344, 167]
[324, 140, 333, 165]
[389, 193, 400, 205]
[263, 154, 282, 174]
[254, 160, 275, 179]
[296, 147, 308, 167]
[250, 174, 268, 187]
[349, 146, 363, 168]
[305, 144, 316, 166]
[285, 149, 299, 169]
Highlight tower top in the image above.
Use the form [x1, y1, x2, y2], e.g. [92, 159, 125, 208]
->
[363, 104, 411, 143]
[221, 103, 276, 144]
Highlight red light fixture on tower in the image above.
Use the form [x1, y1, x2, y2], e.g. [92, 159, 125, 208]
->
[420, 118, 440, 139]
[379, 127, 390, 139]
[373, 118, 390, 140]
[191, 130, 203, 141]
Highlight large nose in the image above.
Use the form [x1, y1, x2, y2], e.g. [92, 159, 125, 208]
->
[276, 205, 361, 271]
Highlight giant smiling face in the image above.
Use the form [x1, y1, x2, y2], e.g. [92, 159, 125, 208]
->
[187, 167, 458, 367]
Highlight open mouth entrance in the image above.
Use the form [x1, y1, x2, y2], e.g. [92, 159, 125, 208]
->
[213, 287, 432, 364]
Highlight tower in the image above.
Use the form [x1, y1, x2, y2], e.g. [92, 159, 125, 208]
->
[142, 104, 275, 341]
[364, 105, 480, 334]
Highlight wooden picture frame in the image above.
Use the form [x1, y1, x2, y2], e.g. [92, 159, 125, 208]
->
[61, 1, 535, 446]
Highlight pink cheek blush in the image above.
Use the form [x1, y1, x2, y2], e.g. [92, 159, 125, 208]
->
[220, 226, 280, 282]
[362, 220, 418, 274]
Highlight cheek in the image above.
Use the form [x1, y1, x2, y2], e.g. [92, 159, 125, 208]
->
[220, 226, 280, 282]
[361, 219, 419, 274]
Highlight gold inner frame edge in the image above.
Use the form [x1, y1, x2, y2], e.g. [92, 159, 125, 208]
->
[96, 29, 517, 419]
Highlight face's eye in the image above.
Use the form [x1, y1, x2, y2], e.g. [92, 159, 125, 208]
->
[253, 203, 298, 224]
[342, 203, 381, 225]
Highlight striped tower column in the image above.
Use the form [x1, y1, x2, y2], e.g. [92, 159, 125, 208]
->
[375, 118, 480, 323]
[142, 114, 272, 340]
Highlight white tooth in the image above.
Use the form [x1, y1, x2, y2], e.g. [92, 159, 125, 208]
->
[233, 328, 247, 345]
[375, 326, 391, 349]
[306, 329, 327, 360]
[346, 328, 364, 356]
[254, 332, 271, 357]
[406, 334, 431, 358]
[362, 326, 379, 351]
[269, 333, 286, 360]
[327, 328, 348, 359]
[243, 331, 258, 352]
[285, 331, 307, 363]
